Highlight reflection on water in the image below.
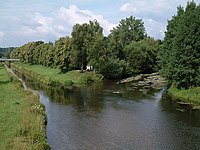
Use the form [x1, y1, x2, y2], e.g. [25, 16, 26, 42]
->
[14, 70, 200, 150]
[161, 99, 200, 128]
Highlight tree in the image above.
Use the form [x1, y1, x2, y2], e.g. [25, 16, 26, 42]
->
[25, 41, 44, 63]
[71, 20, 103, 71]
[108, 16, 146, 60]
[10, 41, 44, 63]
[99, 57, 127, 79]
[159, 1, 200, 88]
[10, 16, 159, 79]
[124, 37, 159, 73]
[85, 21, 104, 68]
[54, 37, 71, 72]
[0, 47, 14, 58]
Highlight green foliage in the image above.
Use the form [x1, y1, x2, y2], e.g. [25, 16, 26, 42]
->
[108, 16, 146, 60]
[103, 16, 157, 77]
[54, 37, 71, 72]
[13, 63, 102, 86]
[0, 47, 15, 58]
[10, 17, 159, 79]
[125, 37, 159, 73]
[0, 64, 50, 149]
[158, 1, 200, 89]
[100, 57, 127, 79]
[71, 20, 103, 70]
[10, 41, 44, 63]
[168, 83, 200, 105]
[10, 38, 72, 71]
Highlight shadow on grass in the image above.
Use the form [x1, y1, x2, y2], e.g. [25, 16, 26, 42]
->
[0, 80, 12, 85]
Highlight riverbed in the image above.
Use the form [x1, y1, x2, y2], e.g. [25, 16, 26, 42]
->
[14, 71, 200, 150]
[17, 78, 200, 150]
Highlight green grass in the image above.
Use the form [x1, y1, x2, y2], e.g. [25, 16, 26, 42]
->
[12, 63, 103, 86]
[168, 83, 200, 105]
[0, 64, 50, 150]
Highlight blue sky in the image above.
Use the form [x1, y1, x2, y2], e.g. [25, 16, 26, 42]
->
[0, 0, 199, 47]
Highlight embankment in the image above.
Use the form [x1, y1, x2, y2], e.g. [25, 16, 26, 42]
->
[0, 63, 50, 150]
[166, 84, 200, 110]
[12, 63, 103, 87]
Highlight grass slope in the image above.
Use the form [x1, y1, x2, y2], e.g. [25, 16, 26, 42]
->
[12, 63, 103, 86]
[168, 84, 200, 105]
[0, 64, 50, 150]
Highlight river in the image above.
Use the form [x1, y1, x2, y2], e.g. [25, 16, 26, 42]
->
[13, 70, 200, 150]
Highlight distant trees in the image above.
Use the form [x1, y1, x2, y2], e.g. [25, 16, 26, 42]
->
[11, 17, 160, 79]
[0, 47, 15, 58]
[10, 2, 200, 85]
[11, 41, 44, 63]
[158, 1, 200, 88]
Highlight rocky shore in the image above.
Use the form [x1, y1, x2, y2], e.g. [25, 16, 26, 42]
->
[117, 72, 166, 93]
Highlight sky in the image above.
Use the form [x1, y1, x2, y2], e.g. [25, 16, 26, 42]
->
[0, 0, 199, 47]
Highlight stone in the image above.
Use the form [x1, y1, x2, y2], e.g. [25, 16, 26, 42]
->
[116, 72, 166, 91]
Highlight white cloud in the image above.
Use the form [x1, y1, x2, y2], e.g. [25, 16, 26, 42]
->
[19, 12, 64, 41]
[143, 19, 166, 39]
[119, 0, 191, 39]
[0, 31, 4, 41]
[119, 0, 190, 19]
[16, 5, 116, 44]
[54, 25, 65, 32]
[28, 12, 56, 35]
[120, 3, 136, 12]
[33, 12, 53, 27]
[57, 5, 116, 35]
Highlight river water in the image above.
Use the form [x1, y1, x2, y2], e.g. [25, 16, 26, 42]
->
[14, 71, 200, 150]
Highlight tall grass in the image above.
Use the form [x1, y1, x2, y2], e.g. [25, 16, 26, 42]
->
[167, 83, 200, 106]
[0, 64, 50, 149]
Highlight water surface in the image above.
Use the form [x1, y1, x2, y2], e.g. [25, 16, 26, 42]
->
[24, 79, 200, 150]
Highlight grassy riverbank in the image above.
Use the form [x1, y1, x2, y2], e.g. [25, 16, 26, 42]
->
[167, 84, 200, 106]
[12, 63, 103, 87]
[0, 64, 50, 150]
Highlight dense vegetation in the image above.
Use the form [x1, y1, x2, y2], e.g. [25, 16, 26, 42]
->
[159, 1, 200, 89]
[0, 64, 49, 149]
[11, 16, 160, 79]
[167, 84, 200, 105]
[2, 1, 200, 149]
[10, 1, 200, 103]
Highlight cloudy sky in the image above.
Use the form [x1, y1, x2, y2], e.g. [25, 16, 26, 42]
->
[0, 0, 199, 47]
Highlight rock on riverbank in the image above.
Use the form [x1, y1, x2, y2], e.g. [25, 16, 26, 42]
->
[117, 72, 166, 92]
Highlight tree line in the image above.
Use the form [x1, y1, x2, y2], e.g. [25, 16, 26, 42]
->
[158, 1, 200, 89]
[11, 16, 160, 79]
[10, 1, 200, 89]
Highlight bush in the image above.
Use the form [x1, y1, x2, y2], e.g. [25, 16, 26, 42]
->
[64, 80, 73, 86]
[100, 57, 126, 79]
[79, 75, 94, 84]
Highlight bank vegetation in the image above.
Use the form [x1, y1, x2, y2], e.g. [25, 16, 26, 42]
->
[0, 64, 50, 150]
[158, 1, 200, 106]
[9, 1, 200, 106]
